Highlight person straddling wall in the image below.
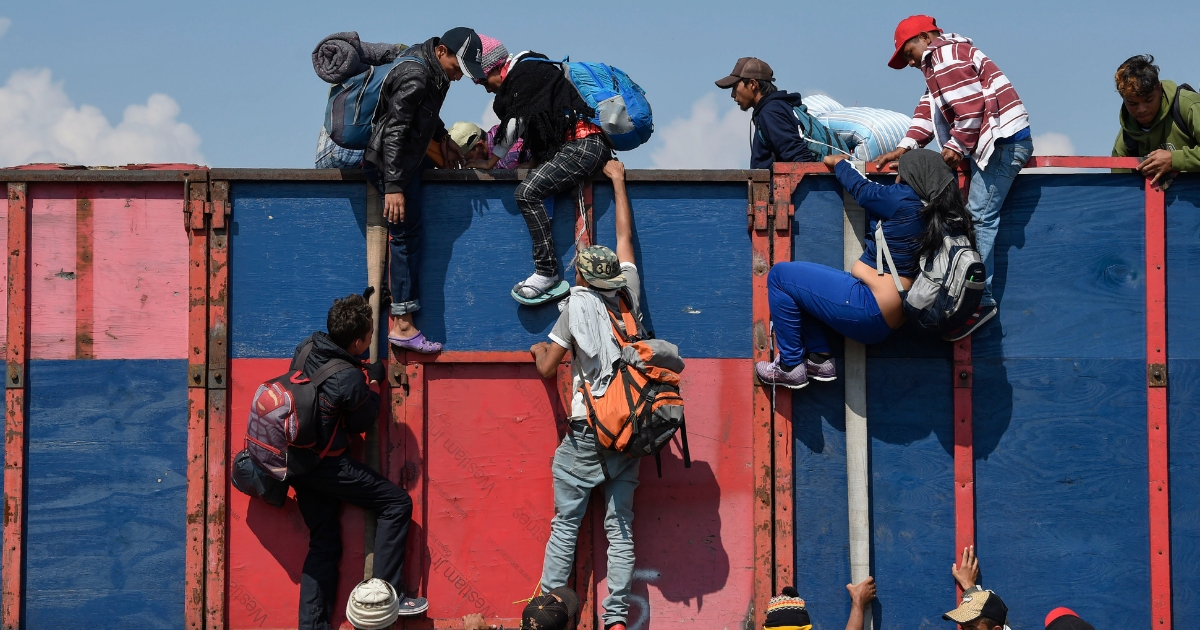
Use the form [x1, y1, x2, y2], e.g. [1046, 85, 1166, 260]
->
[715, 57, 819, 168]
[364, 27, 483, 354]
[756, 150, 975, 389]
[472, 34, 613, 306]
[528, 160, 643, 630]
[873, 15, 1032, 341]
[289, 296, 427, 629]
[1111, 54, 1200, 188]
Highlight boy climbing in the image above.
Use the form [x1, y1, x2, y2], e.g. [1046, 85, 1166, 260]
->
[529, 160, 642, 630]
[364, 26, 483, 353]
[873, 15, 1032, 340]
[473, 34, 613, 305]
[1111, 54, 1200, 186]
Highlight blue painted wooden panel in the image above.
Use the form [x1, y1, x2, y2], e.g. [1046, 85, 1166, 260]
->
[974, 175, 1145, 359]
[1166, 174, 1200, 359]
[791, 370, 850, 630]
[416, 182, 580, 352]
[593, 182, 751, 358]
[867, 358, 955, 630]
[1167, 175, 1200, 620]
[25, 359, 187, 629]
[231, 182, 368, 358]
[1169, 359, 1200, 620]
[974, 357, 1148, 630]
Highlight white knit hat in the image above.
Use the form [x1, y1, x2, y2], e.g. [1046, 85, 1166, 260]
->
[345, 578, 400, 630]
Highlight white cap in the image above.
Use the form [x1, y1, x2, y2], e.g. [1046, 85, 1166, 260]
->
[345, 578, 400, 630]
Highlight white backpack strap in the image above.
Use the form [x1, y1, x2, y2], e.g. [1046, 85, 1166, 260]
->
[874, 221, 905, 293]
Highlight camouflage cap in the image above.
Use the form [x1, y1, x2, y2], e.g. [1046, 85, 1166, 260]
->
[576, 245, 626, 289]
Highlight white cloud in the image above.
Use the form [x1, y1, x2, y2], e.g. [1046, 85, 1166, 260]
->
[480, 98, 499, 130]
[650, 94, 751, 169]
[0, 17, 11, 39]
[1032, 132, 1075, 156]
[0, 68, 204, 167]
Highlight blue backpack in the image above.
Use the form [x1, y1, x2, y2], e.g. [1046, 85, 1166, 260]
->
[324, 55, 426, 151]
[757, 103, 851, 160]
[527, 58, 654, 151]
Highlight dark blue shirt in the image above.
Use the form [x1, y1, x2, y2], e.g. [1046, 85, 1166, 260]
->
[751, 91, 819, 169]
[834, 160, 926, 278]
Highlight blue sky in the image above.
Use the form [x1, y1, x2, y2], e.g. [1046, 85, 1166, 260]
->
[0, 0, 1196, 169]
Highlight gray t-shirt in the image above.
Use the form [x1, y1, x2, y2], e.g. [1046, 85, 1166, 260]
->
[549, 263, 642, 419]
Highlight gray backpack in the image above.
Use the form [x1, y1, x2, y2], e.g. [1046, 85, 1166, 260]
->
[876, 223, 985, 334]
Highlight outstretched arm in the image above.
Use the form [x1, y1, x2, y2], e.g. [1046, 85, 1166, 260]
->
[952, 545, 980, 590]
[604, 160, 636, 264]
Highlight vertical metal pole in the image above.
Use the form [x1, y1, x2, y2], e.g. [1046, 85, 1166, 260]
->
[953, 167, 976, 603]
[842, 189, 872, 630]
[2, 182, 29, 630]
[206, 180, 230, 630]
[752, 174, 776, 628]
[771, 176, 796, 594]
[184, 178, 209, 630]
[1144, 180, 1171, 629]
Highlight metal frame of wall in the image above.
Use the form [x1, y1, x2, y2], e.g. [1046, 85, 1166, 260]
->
[768, 155, 1169, 627]
[0, 157, 1173, 629]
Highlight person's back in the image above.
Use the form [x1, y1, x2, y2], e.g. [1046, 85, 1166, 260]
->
[529, 160, 642, 630]
[288, 294, 427, 629]
[1112, 54, 1200, 187]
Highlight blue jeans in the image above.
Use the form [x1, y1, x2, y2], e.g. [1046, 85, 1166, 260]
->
[541, 423, 640, 627]
[968, 138, 1033, 307]
[767, 262, 894, 366]
[367, 161, 428, 316]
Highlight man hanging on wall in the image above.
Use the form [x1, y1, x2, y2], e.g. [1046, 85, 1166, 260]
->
[528, 160, 642, 630]
[1111, 54, 1200, 188]
[873, 15, 1033, 341]
[364, 26, 482, 354]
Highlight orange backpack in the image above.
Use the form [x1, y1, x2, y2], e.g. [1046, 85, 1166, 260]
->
[580, 290, 690, 478]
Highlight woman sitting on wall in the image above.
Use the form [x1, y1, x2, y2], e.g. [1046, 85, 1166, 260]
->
[756, 149, 974, 389]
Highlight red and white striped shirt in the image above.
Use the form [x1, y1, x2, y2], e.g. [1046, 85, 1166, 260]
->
[898, 34, 1029, 169]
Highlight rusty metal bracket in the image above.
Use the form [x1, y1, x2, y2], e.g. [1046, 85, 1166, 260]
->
[210, 200, 229, 229]
[6, 363, 23, 389]
[187, 363, 206, 389]
[1148, 363, 1167, 387]
[388, 363, 409, 389]
[207, 367, 227, 390]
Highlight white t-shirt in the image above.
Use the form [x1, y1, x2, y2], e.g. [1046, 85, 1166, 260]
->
[548, 263, 642, 419]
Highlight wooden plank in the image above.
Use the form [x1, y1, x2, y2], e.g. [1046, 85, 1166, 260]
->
[1144, 181, 1171, 629]
[206, 181, 230, 630]
[75, 187, 94, 359]
[2, 182, 28, 630]
[24, 359, 188, 628]
[28, 184, 75, 359]
[185, 178, 208, 630]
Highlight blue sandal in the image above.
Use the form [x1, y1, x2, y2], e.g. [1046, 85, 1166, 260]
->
[511, 279, 570, 306]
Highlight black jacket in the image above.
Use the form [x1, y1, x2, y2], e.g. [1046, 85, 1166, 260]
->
[751, 91, 818, 169]
[365, 37, 450, 194]
[295, 332, 380, 457]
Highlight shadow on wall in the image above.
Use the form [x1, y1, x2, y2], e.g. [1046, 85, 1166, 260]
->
[619, 447, 730, 629]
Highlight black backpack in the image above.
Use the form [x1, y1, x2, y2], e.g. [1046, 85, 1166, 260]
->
[231, 338, 355, 506]
[1123, 83, 1197, 155]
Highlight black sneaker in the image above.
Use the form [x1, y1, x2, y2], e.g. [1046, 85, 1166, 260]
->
[396, 595, 429, 616]
[943, 304, 998, 341]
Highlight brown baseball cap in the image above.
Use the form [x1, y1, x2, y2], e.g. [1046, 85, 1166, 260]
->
[715, 57, 774, 88]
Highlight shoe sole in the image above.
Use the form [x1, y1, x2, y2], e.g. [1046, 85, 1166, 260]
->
[396, 602, 430, 616]
[943, 308, 999, 342]
[757, 377, 809, 389]
[808, 375, 837, 382]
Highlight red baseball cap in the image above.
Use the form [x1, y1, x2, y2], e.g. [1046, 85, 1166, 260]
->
[888, 15, 942, 69]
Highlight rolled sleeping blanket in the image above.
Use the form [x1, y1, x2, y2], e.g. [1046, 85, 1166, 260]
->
[312, 31, 408, 84]
[816, 106, 913, 161]
[803, 94, 844, 115]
